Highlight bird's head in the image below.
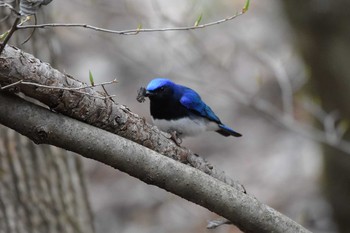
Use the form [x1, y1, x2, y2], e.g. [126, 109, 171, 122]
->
[145, 78, 176, 100]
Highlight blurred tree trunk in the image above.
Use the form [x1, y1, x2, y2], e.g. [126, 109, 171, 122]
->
[282, 1, 350, 232]
[0, 4, 95, 233]
[0, 127, 94, 233]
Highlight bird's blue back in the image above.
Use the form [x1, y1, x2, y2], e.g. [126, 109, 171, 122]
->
[146, 78, 222, 123]
[145, 78, 242, 137]
[176, 85, 222, 124]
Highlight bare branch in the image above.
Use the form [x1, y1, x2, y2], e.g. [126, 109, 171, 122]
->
[101, 84, 116, 103]
[0, 3, 21, 16]
[0, 13, 32, 55]
[0, 17, 20, 54]
[0, 78, 118, 99]
[0, 44, 312, 233]
[0, 78, 118, 90]
[0, 93, 311, 233]
[0, 45, 244, 193]
[0, 79, 23, 89]
[16, 11, 245, 35]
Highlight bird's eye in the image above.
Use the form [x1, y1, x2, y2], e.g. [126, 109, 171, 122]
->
[159, 87, 165, 92]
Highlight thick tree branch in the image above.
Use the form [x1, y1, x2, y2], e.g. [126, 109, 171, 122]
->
[0, 45, 243, 191]
[0, 93, 311, 233]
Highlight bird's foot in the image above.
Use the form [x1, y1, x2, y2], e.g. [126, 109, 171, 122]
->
[169, 130, 182, 146]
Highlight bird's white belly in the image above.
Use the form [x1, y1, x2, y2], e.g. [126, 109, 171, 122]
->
[153, 117, 219, 137]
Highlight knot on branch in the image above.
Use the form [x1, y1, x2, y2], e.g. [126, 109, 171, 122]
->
[0, 57, 10, 70]
[33, 125, 49, 144]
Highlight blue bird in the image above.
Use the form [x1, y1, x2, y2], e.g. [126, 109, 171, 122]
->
[144, 78, 242, 139]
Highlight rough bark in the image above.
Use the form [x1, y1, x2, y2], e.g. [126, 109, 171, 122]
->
[282, 1, 350, 232]
[0, 93, 311, 233]
[0, 6, 94, 232]
[0, 126, 94, 233]
[0, 45, 243, 192]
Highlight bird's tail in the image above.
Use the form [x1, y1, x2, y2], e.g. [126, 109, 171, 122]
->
[217, 124, 242, 137]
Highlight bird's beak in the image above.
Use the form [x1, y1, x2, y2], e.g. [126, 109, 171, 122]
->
[144, 90, 154, 97]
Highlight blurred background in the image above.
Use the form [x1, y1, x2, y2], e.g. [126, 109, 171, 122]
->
[1, 0, 350, 233]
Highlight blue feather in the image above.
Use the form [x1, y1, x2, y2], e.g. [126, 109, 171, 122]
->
[180, 89, 221, 123]
[145, 78, 242, 138]
[218, 124, 242, 137]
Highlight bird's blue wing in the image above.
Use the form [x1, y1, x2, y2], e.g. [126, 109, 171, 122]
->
[178, 86, 242, 137]
[179, 88, 221, 123]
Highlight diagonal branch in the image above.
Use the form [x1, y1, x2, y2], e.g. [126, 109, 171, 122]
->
[0, 17, 20, 54]
[0, 45, 243, 191]
[0, 93, 311, 233]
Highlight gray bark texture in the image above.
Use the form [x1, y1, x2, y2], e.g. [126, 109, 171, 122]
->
[0, 125, 95, 233]
[0, 6, 94, 233]
[0, 45, 243, 192]
[0, 93, 311, 233]
[282, 1, 350, 232]
[0, 45, 311, 233]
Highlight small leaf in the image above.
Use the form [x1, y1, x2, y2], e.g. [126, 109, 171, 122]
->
[242, 0, 250, 13]
[89, 70, 94, 86]
[194, 14, 203, 27]
[20, 16, 31, 25]
[135, 24, 142, 34]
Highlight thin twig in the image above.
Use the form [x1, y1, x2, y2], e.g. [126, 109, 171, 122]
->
[21, 14, 37, 45]
[0, 5, 31, 54]
[0, 17, 20, 54]
[1, 79, 117, 90]
[0, 80, 23, 89]
[0, 3, 21, 16]
[16, 11, 245, 35]
[101, 84, 116, 103]
[0, 79, 118, 100]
